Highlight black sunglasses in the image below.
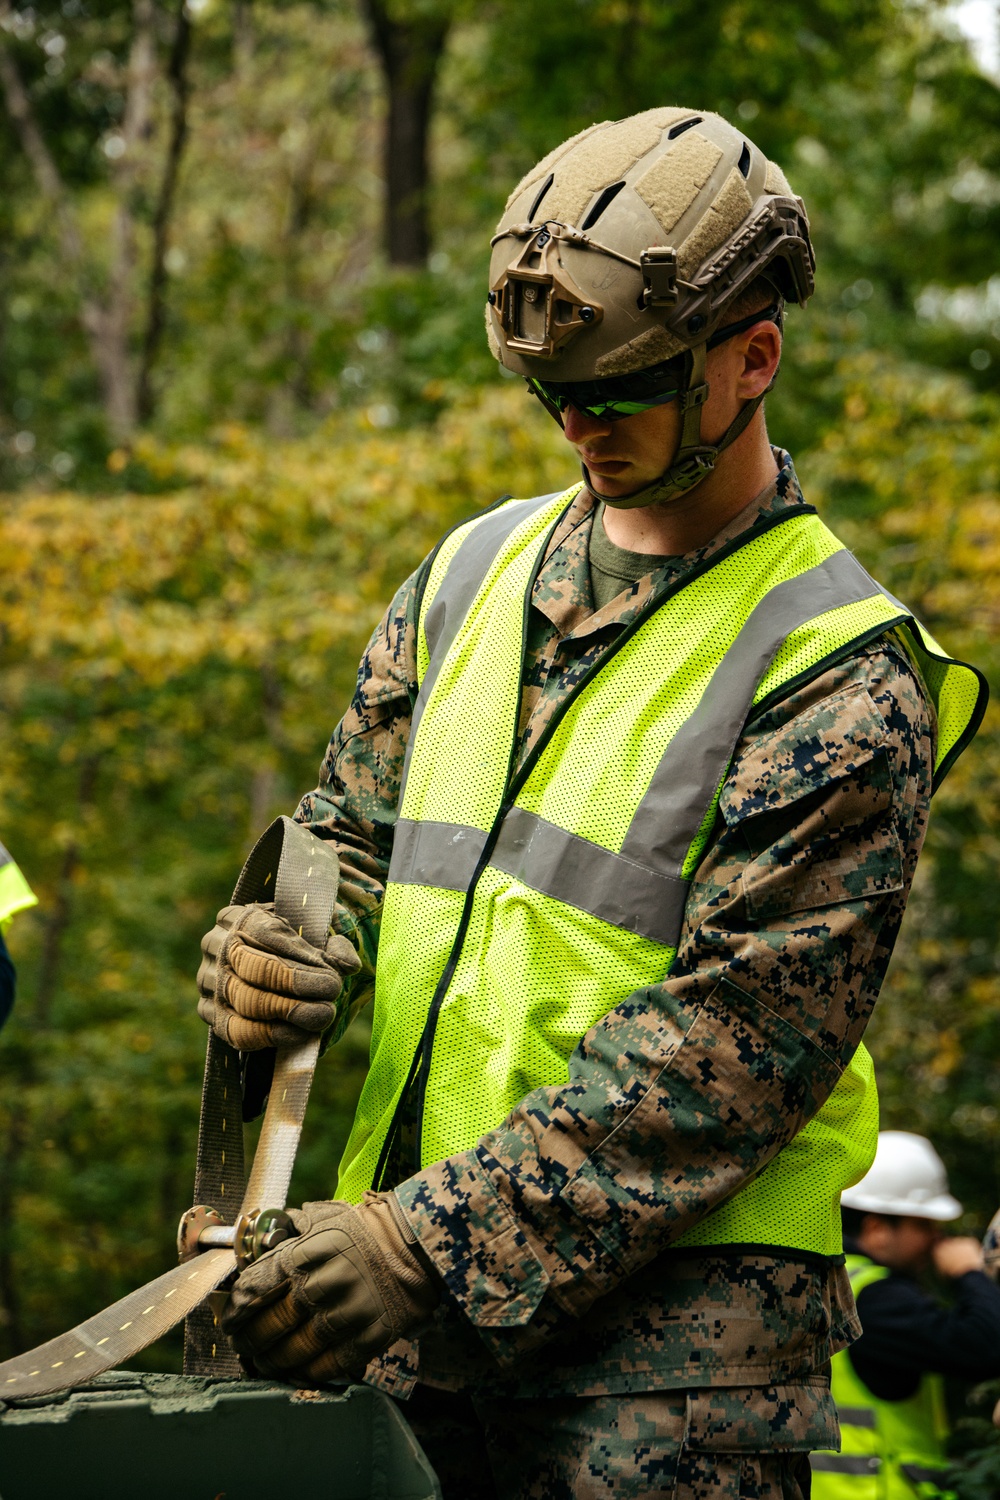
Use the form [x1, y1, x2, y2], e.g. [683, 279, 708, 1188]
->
[529, 303, 781, 422]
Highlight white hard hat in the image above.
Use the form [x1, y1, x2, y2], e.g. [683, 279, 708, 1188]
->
[842, 1131, 962, 1221]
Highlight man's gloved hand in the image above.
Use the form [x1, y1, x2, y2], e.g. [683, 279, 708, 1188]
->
[222, 1194, 440, 1385]
[196, 902, 361, 1050]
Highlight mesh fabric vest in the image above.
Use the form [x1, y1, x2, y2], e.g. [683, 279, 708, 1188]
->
[337, 486, 984, 1258]
[810, 1256, 955, 1499]
[0, 845, 35, 931]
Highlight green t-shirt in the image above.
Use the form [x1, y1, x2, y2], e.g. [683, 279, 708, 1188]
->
[588, 504, 678, 612]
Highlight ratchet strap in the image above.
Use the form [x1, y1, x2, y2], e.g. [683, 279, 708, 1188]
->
[0, 816, 340, 1400]
[184, 816, 340, 1373]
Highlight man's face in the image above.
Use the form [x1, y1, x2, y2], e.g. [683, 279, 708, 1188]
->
[557, 320, 780, 500]
[860, 1213, 941, 1275]
[561, 399, 680, 499]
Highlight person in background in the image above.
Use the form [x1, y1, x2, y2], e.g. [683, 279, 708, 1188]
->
[811, 1130, 1000, 1499]
[0, 841, 37, 1028]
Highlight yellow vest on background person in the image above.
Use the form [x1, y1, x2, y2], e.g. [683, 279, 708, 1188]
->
[810, 1257, 954, 1500]
[0, 842, 37, 931]
[337, 486, 985, 1257]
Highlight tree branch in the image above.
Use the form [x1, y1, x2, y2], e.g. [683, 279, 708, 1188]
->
[98, 0, 159, 438]
[0, 1, 151, 439]
[0, 4, 86, 273]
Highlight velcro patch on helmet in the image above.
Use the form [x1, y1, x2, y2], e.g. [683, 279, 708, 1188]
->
[764, 159, 794, 197]
[534, 116, 663, 228]
[504, 121, 610, 213]
[678, 167, 754, 279]
[484, 300, 502, 359]
[634, 131, 724, 237]
[593, 326, 685, 378]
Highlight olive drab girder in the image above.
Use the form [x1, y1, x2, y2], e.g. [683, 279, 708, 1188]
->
[810, 1257, 955, 1500]
[335, 484, 986, 1255]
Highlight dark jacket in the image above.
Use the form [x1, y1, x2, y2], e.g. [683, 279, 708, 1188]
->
[0, 927, 16, 1029]
[845, 1237, 1000, 1399]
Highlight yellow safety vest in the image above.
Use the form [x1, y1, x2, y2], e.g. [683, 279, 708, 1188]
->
[337, 486, 985, 1255]
[0, 843, 37, 932]
[811, 1256, 955, 1499]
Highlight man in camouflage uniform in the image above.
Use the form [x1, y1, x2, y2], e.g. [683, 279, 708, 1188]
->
[196, 110, 983, 1498]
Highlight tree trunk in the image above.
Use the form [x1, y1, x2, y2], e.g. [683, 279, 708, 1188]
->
[232, 0, 254, 76]
[99, 0, 158, 439]
[138, 0, 193, 422]
[0, 0, 190, 440]
[361, 0, 450, 267]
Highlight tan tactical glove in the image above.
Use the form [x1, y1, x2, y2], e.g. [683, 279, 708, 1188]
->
[222, 1194, 440, 1385]
[196, 902, 361, 1051]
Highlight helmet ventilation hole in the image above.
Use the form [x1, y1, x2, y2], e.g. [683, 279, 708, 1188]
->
[581, 180, 626, 230]
[738, 143, 752, 178]
[527, 173, 554, 222]
[667, 116, 703, 140]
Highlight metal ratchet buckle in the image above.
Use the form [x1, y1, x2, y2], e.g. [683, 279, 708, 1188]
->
[177, 1205, 298, 1271]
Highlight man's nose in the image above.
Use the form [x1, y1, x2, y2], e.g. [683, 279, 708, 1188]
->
[561, 405, 613, 444]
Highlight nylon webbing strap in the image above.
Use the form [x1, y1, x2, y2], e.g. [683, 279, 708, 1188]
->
[181, 1040, 246, 1374]
[184, 815, 340, 1374]
[0, 816, 340, 1400]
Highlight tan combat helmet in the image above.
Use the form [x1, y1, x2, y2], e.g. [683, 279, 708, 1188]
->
[487, 107, 814, 506]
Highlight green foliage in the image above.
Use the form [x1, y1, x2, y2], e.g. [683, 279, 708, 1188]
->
[5, 0, 1000, 475]
[948, 1390, 1000, 1499]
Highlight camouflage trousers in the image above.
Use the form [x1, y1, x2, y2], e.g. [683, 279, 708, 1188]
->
[397, 1383, 831, 1499]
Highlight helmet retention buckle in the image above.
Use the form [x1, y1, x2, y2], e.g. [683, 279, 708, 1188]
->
[640, 246, 679, 309]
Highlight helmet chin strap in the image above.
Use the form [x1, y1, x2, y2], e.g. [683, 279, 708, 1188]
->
[579, 343, 772, 511]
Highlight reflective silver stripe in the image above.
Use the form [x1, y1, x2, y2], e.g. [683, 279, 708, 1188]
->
[389, 818, 487, 891]
[491, 806, 687, 944]
[389, 810, 687, 940]
[0, 843, 10, 869]
[422, 496, 557, 671]
[400, 495, 559, 804]
[838, 1407, 878, 1430]
[619, 548, 884, 875]
[810, 1454, 881, 1474]
[393, 547, 890, 940]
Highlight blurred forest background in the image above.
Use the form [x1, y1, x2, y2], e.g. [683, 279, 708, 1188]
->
[0, 0, 999, 1480]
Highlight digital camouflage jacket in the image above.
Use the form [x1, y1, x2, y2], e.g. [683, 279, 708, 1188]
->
[295, 453, 934, 1415]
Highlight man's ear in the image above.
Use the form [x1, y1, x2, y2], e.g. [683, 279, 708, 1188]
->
[735, 322, 782, 399]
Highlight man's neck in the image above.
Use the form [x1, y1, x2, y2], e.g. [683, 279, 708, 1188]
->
[599, 419, 779, 556]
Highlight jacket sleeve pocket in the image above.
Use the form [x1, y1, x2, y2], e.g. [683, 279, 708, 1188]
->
[718, 683, 903, 920]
